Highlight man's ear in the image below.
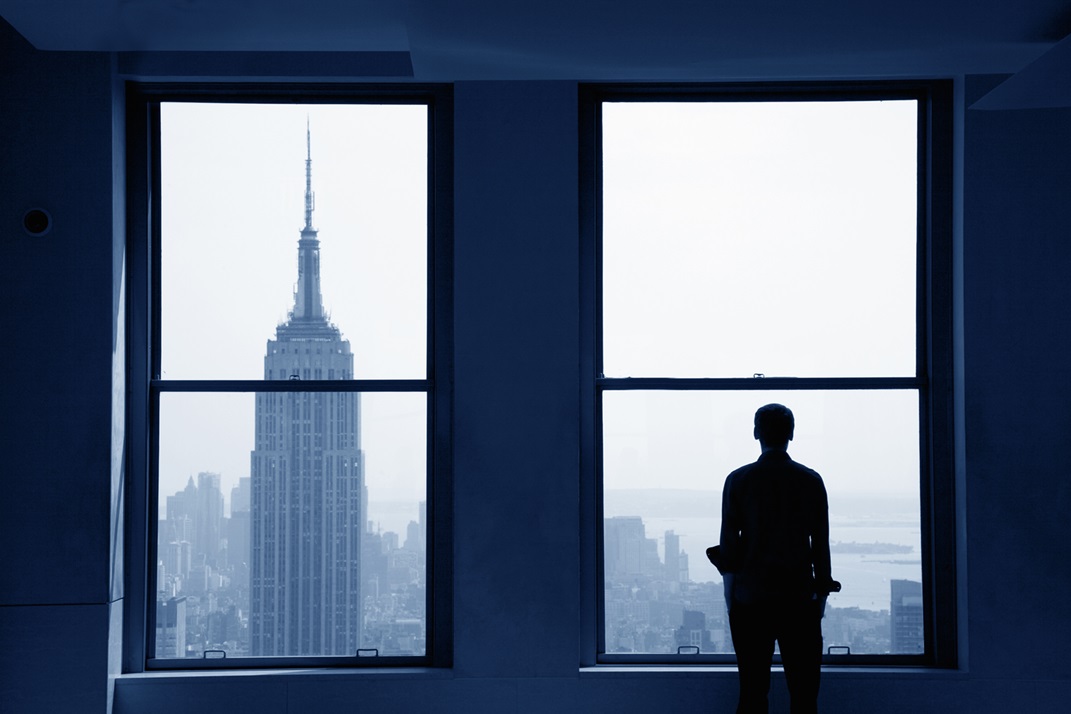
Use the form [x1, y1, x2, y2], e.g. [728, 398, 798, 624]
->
[753, 426, 761, 441]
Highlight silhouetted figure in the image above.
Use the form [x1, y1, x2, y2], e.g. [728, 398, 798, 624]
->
[715, 404, 840, 714]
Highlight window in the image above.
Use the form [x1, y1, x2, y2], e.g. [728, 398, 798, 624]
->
[582, 83, 954, 666]
[126, 87, 453, 669]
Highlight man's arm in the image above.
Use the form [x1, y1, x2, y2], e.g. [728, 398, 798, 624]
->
[811, 478, 837, 595]
[719, 474, 741, 572]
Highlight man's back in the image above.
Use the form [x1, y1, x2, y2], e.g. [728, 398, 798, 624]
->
[720, 450, 831, 605]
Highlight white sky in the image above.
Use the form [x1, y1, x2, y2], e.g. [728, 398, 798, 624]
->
[602, 100, 918, 378]
[601, 100, 922, 500]
[156, 99, 922, 517]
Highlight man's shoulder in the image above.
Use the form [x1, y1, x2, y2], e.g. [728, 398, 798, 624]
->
[727, 454, 824, 485]
[783, 458, 825, 491]
[787, 458, 822, 479]
[725, 460, 760, 483]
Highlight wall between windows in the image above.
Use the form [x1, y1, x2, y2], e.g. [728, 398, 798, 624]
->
[2, 21, 1071, 712]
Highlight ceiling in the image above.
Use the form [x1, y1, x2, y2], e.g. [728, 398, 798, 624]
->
[2, 0, 1070, 83]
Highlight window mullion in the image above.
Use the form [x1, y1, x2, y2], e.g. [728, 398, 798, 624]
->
[598, 376, 924, 391]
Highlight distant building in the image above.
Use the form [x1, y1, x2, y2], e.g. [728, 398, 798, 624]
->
[231, 477, 251, 513]
[156, 597, 187, 658]
[195, 472, 223, 568]
[675, 609, 714, 652]
[890, 579, 924, 653]
[158, 473, 221, 584]
[228, 477, 251, 573]
[604, 516, 661, 580]
[664, 530, 689, 584]
[249, 127, 365, 657]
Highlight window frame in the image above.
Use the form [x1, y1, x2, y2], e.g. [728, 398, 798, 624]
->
[123, 83, 454, 671]
[579, 81, 956, 668]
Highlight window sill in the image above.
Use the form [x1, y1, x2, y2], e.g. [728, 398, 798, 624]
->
[117, 666, 453, 683]
[580, 665, 967, 678]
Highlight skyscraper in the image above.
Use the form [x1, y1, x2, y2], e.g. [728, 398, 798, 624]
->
[890, 579, 924, 654]
[250, 126, 365, 656]
[194, 472, 223, 568]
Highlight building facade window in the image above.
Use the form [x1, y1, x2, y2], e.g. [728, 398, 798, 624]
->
[126, 87, 453, 669]
[581, 83, 955, 666]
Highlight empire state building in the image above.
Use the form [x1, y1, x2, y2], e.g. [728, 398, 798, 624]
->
[250, 127, 365, 656]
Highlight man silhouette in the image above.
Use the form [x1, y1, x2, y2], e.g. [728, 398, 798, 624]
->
[718, 403, 840, 714]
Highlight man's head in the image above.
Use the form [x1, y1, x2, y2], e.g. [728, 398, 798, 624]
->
[753, 403, 794, 450]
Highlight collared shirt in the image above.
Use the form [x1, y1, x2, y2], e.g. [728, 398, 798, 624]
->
[719, 449, 832, 605]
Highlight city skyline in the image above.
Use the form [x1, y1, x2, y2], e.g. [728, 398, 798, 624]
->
[604, 512, 924, 655]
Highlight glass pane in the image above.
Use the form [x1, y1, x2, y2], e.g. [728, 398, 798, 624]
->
[156, 391, 427, 659]
[602, 101, 917, 378]
[161, 103, 427, 380]
[602, 390, 922, 655]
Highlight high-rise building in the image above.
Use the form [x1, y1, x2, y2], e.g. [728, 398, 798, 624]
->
[664, 530, 689, 584]
[890, 578, 924, 654]
[250, 127, 365, 656]
[231, 477, 251, 513]
[195, 472, 223, 568]
[156, 597, 188, 658]
[159, 474, 221, 584]
[228, 477, 251, 573]
[604, 516, 661, 580]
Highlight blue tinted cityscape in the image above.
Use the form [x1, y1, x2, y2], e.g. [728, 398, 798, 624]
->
[154, 124, 922, 661]
[604, 506, 924, 656]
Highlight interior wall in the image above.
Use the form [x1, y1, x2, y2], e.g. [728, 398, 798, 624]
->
[0, 19, 122, 714]
[3, 20, 1071, 711]
[960, 76, 1071, 696]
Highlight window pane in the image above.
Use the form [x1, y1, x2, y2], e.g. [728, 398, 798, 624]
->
[602, 389, 922, 655]
[156, 391, 427, 659]
[602, 101, 917, 378]
[160, 103, 427, 380]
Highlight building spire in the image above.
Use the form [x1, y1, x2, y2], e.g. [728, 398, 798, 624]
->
[292, 119, 325, 323]
[304, 116, 315, 232]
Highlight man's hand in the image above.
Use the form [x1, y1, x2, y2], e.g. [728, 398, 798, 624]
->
[816, 578, 842, 596]
[705, 545, 726, 574]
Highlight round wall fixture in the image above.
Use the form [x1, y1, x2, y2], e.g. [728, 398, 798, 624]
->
[23, 208, 52, 237]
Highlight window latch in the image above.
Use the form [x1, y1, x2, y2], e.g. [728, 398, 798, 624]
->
[826, 645, 851, 655]
[202, 649, 226, 659]
[357, 648, 380, 657]
[676, 645, 700, 655]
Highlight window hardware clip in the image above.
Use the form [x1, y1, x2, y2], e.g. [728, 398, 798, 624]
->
[677, 645, 700, 655]
[202, 649, 226, 659]
[826, 645, 851, 655]
[753, 373, 765, 379]
[357, 648, 380, 657]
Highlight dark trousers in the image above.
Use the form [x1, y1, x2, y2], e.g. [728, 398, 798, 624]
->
[728, 599, 824, 714]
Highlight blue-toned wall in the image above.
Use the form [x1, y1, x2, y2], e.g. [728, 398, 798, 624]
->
[2, 20, 1070, 712]
[0, 19, 125, 714]
[960, 76, 1071, 693]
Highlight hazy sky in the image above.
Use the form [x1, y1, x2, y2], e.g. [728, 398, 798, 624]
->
[601, 100, 922, 500]
[602, 100, 918, 379]
[156, 99, 922, 523]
